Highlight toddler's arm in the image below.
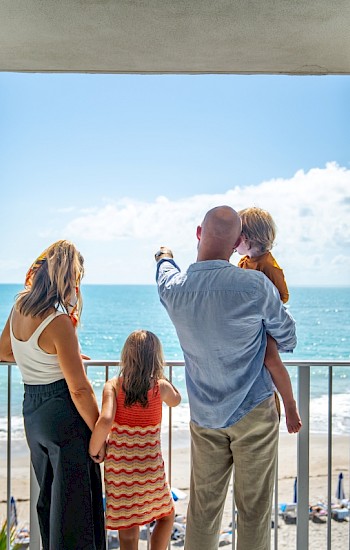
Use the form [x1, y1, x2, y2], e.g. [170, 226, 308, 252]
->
[89, 380, 117, 461]
[159, 378, 181, 407]
[261, 261, 289, 304]
[265, 335, 302, 434]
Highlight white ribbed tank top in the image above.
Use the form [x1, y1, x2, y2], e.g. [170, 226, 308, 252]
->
[10, 310, 65, 385]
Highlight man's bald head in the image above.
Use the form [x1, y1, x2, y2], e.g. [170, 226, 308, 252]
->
[197, 206, 242, 261]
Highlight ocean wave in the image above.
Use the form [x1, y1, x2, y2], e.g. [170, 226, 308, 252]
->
[0, 415, 26, 441]
[1, 395, 349, 441]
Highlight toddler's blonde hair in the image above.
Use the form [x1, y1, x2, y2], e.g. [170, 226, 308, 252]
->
[238, 207, 276, 253]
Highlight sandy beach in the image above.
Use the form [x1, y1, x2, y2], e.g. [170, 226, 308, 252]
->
[1, 431, 349, 548]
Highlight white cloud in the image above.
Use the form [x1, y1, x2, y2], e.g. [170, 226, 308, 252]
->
[2, 163, 349, 286]
[59, 163, 350, 286]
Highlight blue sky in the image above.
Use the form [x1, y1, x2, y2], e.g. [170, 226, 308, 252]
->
[1, 73, 349, 285]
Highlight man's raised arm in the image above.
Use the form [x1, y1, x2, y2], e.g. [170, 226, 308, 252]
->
[155, 247, 182, 287]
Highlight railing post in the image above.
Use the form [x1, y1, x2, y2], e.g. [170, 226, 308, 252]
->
[327, 367, 332, 550]
[168, 365, 172, 490]
[29, 464, 41, 550]
[168, 365, 173, 550]
[6, 364, 11, 550]
[231, 471, 236, 550]
[274, 456, 278, 550]
[3, 359, 350, 550]
[297, 365, 310, 550]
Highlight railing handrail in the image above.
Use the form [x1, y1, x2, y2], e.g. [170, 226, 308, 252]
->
[2, 359, 350, 367]
[3, 359, 350, 550]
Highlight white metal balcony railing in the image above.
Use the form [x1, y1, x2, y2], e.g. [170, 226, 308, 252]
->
[2, 360, 350, 550]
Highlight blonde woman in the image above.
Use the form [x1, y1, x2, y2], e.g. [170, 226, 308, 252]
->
[0, 240, 105, 550]
[89, 330, 181, 550]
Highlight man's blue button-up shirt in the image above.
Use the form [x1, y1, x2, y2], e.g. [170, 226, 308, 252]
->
[156, 258, 297, 429]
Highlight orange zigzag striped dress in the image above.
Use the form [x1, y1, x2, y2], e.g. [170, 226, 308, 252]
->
[104, 381, 174, 530]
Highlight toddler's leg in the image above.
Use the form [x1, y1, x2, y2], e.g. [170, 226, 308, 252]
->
[264, 333, 282, 365]
[264, 335, 302, 433]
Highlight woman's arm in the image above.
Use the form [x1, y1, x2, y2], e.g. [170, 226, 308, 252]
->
[50, 315, 100, 431]
[159, 378, 181, 407]
[0, 315, 15, 362]
[89, 381, 117, 458]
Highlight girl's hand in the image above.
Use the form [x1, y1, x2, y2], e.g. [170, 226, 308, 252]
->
[81, 353, 91, 360]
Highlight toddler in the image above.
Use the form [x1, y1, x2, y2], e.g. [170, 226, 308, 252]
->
[237, 207, 302, 433]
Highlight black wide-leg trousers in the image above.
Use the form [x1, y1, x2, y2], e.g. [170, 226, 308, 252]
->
[23, 379, 106, 550]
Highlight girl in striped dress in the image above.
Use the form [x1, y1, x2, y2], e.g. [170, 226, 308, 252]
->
[89, 330, 181, 550]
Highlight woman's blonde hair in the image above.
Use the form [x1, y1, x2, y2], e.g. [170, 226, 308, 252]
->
[238, 207, 276, 253]
[16, 240, 84, 321]
[121, 330, 165, 407]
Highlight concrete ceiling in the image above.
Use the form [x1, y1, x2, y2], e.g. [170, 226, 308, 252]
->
[1, 1, 350, 74]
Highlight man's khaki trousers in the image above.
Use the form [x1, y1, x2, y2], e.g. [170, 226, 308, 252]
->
[184, 396, 279, 550]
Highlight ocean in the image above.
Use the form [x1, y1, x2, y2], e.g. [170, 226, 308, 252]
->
[0, 284, 349, 439]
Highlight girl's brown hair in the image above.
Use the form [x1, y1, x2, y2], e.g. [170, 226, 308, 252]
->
[16, 240, 84, 321]
[121, 330, 165, 407]
[238, 207, 276, 253]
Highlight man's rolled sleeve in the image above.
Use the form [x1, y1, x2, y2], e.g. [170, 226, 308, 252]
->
[156, 258, 181, 288]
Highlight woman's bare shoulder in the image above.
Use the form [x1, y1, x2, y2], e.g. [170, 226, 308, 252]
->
[44, 312, 74, 333]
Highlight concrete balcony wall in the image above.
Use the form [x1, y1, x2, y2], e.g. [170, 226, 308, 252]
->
[0, 1, 350, 74]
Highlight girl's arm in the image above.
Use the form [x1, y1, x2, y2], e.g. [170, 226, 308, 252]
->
[159, 378, 181, 407]
[0, 315, 15, 362]
[89, 380, 117, 458]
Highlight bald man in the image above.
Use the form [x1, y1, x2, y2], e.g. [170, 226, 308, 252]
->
[155, 206, 296, 550]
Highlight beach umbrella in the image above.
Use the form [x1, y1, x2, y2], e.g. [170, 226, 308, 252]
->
[293, 477, 297, 504]
[10, 496, 18, 527]
[335, 472, 346, 501]
[171, 487, 187, 502]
